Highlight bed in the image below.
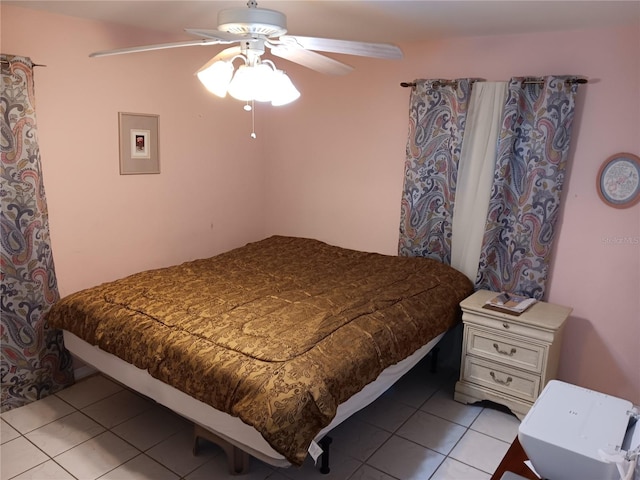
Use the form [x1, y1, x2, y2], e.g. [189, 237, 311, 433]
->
[46, 236, 473, 472]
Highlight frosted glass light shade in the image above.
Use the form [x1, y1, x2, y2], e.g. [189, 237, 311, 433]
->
[228, 64, 280, 102]
[197, 60, 234, 98]
[251, 64, 277, 102]
[271, 71, 300, 106]
[227, 65, 258, 101]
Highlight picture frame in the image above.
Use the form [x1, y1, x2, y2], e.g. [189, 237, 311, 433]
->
[119, 112, 159, 174]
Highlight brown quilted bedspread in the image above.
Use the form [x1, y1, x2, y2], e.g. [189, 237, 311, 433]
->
[47, 236, 473, 465]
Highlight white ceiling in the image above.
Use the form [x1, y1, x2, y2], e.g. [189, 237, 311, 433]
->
[5, 0, 640, 44]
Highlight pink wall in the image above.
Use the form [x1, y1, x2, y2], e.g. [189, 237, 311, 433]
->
[3, 5, 639, 402]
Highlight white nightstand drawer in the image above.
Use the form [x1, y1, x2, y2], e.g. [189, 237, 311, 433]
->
[466, 327, 545, 373]
[462, 312, 555, 343]
[462, 356, 541, 402]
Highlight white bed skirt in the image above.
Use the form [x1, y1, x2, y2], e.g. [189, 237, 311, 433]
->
[63, 330, 444, 467]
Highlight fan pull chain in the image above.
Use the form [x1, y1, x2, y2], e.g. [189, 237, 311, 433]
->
[252, 103, 257, 138]
[251, 100, 257, 138]
[244, 100, 257, 139]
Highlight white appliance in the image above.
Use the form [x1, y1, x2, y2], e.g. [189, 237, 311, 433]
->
[518, 380, 639, 480]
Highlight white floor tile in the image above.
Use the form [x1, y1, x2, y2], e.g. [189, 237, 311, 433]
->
[448, 429, 510, 474]
[111, 404, 191, 450]
[1, 394, 76, 434]
[421, 389, 483, 427]
[330, 417, 392, 462]
[0, 436, 49, 479]
[278, 448, 361, 479]
[349, 464, 397, 480]
[11, 459, 76, 480]
[1, 418, 20, 444]
[355, 395, 416, 433]
[100, 453, 179, 480]
[470, 406, 520, 443]
[25, 411, 105, 456]
[382, 370, 443, 409]
[397, 411, 467, 455]
[82, 389, 155, 428]
[56, 374, 123, 409]
[265, 472, 292, 480]
[186, 455, 274, 480]
[146, 427, 218, 477]
[54, 431, 139, 480]
[429, 457, 491, 480]
[367, 435, 445, 480]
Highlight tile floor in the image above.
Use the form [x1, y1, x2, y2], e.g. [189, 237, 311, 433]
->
[1, 358, 520, 480]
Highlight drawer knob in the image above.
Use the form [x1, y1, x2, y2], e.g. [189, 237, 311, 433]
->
[490, 371, 513, 386]
[493, 343, 517, 356]
[502, 322, 510, 329]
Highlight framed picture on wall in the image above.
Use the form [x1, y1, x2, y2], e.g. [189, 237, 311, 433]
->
[119, 112, 159, 174]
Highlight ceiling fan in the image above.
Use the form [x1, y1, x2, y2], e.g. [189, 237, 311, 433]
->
[91, 1, 403, 136]
[89, 0, 404, 77]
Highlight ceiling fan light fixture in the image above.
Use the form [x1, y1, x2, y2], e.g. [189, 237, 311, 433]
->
[197, 60, 234, 97]
[270, 71, 300, 106]
[251, 63, 278, 102]
[227, 64, 260, 101]
[223, 60, 299, 105]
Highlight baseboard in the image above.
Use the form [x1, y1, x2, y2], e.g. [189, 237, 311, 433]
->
[73, 364, 97, 380]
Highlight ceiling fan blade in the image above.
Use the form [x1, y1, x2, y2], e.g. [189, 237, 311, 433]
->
[279, 35, 403, 59]
[184, 29, 246, 42]
[196, 46, 243, 73]
[270, 46, 354, 75]
[89, 39, 228, 58]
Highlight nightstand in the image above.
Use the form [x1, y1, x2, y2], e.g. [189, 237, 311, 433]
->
[454, 290, 571, 419]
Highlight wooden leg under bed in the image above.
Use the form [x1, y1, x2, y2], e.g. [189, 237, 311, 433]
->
[193, 424, 250, 475]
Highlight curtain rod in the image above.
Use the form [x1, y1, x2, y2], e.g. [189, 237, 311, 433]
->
[400, 80, 462, 88]
[521, 78, 587, 85]
[0, 60, 47, 67]
[400, 77, 588, 88]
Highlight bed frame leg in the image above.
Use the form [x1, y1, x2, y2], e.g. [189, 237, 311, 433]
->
[319, 436, 332, 474]
[430, 346, 440, 373]
[193, 424, 250, 475]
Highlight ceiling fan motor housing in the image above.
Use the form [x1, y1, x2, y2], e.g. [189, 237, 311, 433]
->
[217, 8, 288, 38]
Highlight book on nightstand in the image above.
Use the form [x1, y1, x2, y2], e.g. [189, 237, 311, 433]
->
[482, 292, 537, 316]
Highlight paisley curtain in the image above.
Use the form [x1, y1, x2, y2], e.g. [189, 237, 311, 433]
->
[398, 79, 476, 263]
[475, 76, 579, 299]
[1, 54, 74, 411]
